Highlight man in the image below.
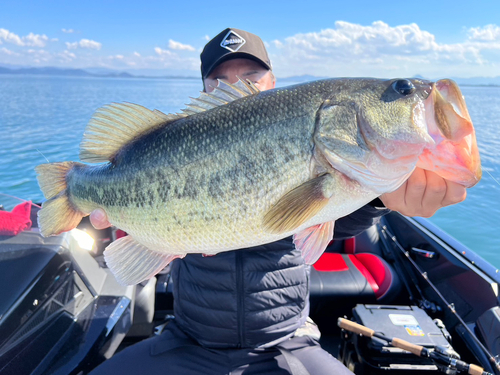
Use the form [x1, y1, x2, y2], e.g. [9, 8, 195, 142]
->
[90, 28, 466, 375]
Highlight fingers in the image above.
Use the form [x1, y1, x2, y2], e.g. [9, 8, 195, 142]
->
[419, 171, 466, 216]
[401, 167, 428, 215]
[380, 181, 408, 212]
[380, 168, 468, 218]
[419, 170, 447, 217]
[441, 179, 467, 207]
[379, 168, 426, 214]
[89, 208, 112, 229]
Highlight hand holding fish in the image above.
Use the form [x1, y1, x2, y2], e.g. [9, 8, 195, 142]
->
[380, 168, 467, 218]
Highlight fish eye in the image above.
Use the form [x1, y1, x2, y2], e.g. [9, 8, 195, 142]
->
[392, 79, 416, 96]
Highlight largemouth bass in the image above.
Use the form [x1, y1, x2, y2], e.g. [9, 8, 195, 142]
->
[36, 78, 481, 285]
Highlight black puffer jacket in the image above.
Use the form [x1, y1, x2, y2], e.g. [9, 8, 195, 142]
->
[171, 201, 389, 349]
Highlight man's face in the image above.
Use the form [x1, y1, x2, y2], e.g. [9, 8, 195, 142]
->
[203, 58, 275, 93]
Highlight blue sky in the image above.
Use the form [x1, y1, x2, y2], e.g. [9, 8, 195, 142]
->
[1, 0, 500, 78]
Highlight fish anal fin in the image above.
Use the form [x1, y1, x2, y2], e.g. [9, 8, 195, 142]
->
[263, 174, 335, 234]
[293, 221, 335, 264]
[80, 103, 186, 163]
[104, 236, 185, 285]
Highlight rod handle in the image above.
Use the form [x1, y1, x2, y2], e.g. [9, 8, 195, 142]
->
[391, 337, 424, 356]
[337, 318, 375, 337]
[468, 363, 485, 375]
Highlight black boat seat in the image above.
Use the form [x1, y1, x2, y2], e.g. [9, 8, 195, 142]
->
[310, 235, 399, 304]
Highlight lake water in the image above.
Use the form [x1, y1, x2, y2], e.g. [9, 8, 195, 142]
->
[0, 75, 498, 267]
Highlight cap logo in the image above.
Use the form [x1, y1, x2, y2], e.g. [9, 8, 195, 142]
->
[220, 30, 246, 52]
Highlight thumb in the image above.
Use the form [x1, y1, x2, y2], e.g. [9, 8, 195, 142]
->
[89, 208, 111, 229]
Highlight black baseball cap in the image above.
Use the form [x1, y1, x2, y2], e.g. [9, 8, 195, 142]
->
[200, 28, 272, 78]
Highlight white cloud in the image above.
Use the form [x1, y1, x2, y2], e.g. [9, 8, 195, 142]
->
[278, 22, 441, 56]
[0, 28, 25, 46]
[155, 47, 174, 56]
[273, 40, 283, 48]
[63, 50, 76, 58]
[0, 47, 19, 56]
[151, 47, 198, 70]
[62, 28, 75, 34]
[468, 24, 500, 42]
[58, 50, 76, 62]
[66, 38, 102, 50]
[2, 22, 499, 78]
[268, 21, 500, 78]
[0, 29, 52, 47]
[80, 39, 101, 49]
[168, 39, 195, 51]
[23, 32, 49, 47]
[22, 48, 51, 63]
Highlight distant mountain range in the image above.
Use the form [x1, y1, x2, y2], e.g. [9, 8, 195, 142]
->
[0, 66, 132, 78]
[411, 74, 500, 86]
[0, 65, 499, 86]
[0, 66, 188, 79]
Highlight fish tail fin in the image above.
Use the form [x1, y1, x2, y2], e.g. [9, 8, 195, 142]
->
[35, 162, 84, 237]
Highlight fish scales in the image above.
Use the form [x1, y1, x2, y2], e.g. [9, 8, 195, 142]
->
[68, 82, 331, 252]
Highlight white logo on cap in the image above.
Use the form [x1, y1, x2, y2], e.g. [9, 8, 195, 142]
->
[220, 30, 246, 52]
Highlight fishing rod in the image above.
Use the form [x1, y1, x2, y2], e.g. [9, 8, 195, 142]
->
[378, 223, 500, 374]
[0, 193, 41, 208]
[338, 318, 493, 375]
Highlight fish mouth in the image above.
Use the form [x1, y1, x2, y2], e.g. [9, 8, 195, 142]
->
[418, 79, 482, 188]
[431, 79, 473, 141]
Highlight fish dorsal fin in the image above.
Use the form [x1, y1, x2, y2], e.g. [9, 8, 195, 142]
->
[80, 102, 185, 163]
[80, 79, 260, 163]
[182, 78, 260, 115]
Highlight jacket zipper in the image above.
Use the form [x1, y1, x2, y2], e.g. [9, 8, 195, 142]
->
[236, 251, 245, 347]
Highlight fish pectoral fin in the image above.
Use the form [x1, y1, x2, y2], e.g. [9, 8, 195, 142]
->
[293, 221, 335, 265]
[104, 236, 185, 285]
[263, 174, 336, 234]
